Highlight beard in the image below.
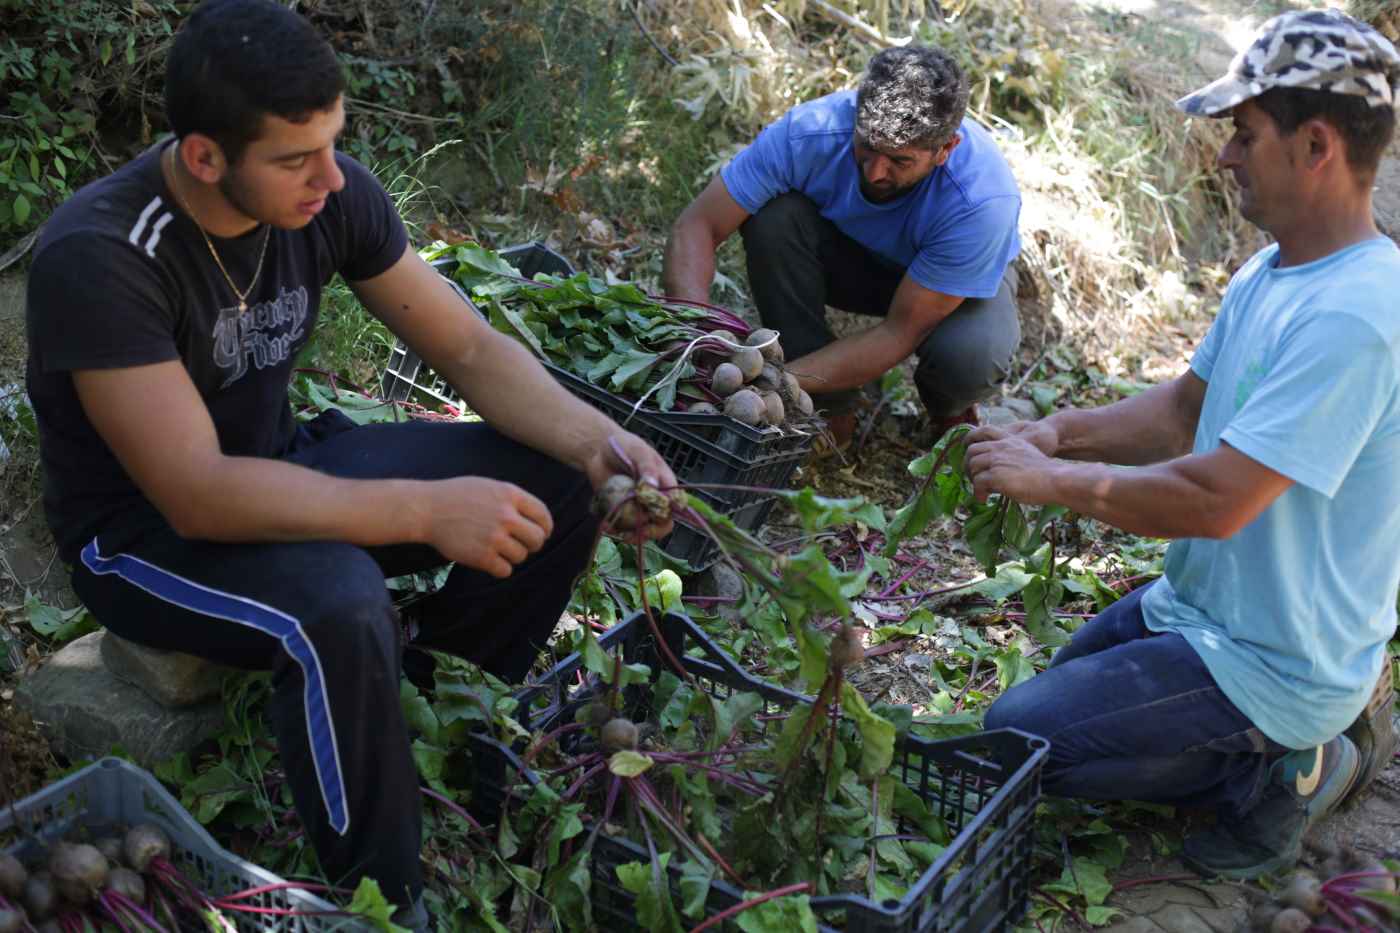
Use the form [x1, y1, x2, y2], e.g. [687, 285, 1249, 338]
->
[859, 176, 919, 203]
[218, 169, 269, 227]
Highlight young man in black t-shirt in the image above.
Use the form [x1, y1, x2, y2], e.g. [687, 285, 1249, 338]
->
[24, 0, 676, 925]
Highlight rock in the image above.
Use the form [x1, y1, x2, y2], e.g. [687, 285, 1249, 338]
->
[691, 561, 746, 624]
[983, 397, 1038, 427]
[16, 632, 226, 769]
[100, 632, 226, 708]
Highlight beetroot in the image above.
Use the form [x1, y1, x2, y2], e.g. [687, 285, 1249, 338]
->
[48, 842, 108, 907]
[0, 853, 24, 900]
[710, 362, 744, 397]
[724, 389, 766, 427]
[760, 391, 785, 426]
[105, 866, 146, 903]
[121, 823, 171, 874]
[601, 718, 639, 753]
[745, 328, 784, 363]
[829, 626, 866, 668]
[22, 872, 55, 921]
[729, 348, 764, 382]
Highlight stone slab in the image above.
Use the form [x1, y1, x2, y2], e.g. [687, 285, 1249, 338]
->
[100, 631, 227, 708]
[15, 632, 226, 769]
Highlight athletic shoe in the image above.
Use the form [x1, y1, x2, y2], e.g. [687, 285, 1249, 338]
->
[1181, 734, 1360, 880]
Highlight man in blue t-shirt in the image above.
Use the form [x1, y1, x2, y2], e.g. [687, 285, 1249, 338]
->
[663, 46, 1022, 447]
[964, 10, 1400, 881]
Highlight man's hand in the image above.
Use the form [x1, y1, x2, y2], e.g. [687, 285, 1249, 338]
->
[965, 433, 1060, 505]
[423, 477, 554, 579]
[965, 420, 1059, 456]
[583, 432, 681, 542]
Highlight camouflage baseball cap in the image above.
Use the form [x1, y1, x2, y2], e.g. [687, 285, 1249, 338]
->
[1176, 8, 1400, 117]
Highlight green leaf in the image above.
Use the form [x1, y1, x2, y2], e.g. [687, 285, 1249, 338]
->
[616, 855, 682, 933]
[493, 301, 547, 357]
[993, 647, 1037, 692]
[1022, 576, 1070, 647]
[969, 563, 1036, 601]
[1085, 905, 1123, 925]
[25, 595, 97, 643]
[399, 681, 439, 744]
[545, 849, 593, 931]
[545, 802, 585, 867]
[410, 739, 447, 782]
[13, 194, 30, 226]
[714, 691, 764, 747]
[734, 892, 819, 932]
[841, 682, 895, 779]
[964, 503, 1005, 575]
[608, 750, 655, 777]
[774, 705, 814, 770]
[497, 810, 520, 859]
[774, 489, 884, 533]
[1043, 858, 1114, 908]
[580, 628, 614, 683]
[346, 877, 412, 932]
[642, 569, 684, 612]
[678, 860, 715, 920]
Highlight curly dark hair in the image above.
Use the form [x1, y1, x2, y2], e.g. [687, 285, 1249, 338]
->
[165, 0, 345, 165]
[855, 46, 970, 151]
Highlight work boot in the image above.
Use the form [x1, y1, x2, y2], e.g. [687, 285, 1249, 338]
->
[925, 405, 980, 446]
[1343, 664, 1397, 805]
[1182, 735, 1360, 880]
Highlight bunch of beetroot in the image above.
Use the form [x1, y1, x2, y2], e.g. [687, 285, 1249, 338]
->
[1244, 846, 1398, 932]
[0, 824, 181, 932]
[686, 328, 815, 428]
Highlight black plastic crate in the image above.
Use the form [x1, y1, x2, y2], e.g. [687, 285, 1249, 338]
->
[469, 610, 1048, 933]
[0, 757, 362, 931]
[379, 243, 818, 567]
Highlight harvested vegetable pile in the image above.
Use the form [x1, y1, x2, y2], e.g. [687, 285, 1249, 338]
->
[433, 245, 816, 428]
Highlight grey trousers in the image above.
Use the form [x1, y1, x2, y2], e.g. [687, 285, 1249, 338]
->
[739, 192, 1020, 416]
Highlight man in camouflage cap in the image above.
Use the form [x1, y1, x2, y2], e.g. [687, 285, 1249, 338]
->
[961, 8, 1400, 881]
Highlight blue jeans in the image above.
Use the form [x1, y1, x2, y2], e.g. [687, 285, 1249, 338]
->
[983, 584, 1289, 818]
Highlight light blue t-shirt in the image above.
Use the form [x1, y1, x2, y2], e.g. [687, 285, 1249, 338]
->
[720, 90, 1021, 298]
[1142, 236, 1400, 750]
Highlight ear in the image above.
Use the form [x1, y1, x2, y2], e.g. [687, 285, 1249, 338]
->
[174, 133, 230, 185]
[1298, 117, 1340, 174]
[933, 133, 962, 167]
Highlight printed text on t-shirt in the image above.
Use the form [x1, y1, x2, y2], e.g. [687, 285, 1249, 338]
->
[213, 286, 310, 388]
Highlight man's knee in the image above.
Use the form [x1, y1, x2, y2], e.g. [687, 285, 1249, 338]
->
[297, 550, 401, 660]
[914, 340, 1016, 413]
[983, 683, 1036, 734]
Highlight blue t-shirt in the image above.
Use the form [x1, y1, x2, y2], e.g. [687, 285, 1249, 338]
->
[1142, 236, 1400, 750]
[720, 90, 1021, 298]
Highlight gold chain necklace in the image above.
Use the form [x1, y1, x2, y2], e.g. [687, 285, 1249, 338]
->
[166, 144, 270, 314]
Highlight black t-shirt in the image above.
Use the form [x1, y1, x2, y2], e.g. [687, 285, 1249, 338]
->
[25, 144, 408, 561]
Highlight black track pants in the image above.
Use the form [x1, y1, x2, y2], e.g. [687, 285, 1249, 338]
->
[739, 191, 1021, 416]
[69, 412, 599, 907]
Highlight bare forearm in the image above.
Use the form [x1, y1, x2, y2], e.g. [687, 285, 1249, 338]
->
[178, 459, 428, 544]
[662, 220, 719, 302]
[1046, 382, 1198, 465]
[441, 330, 618, 473]
[788, 321, 916, 395]
[1045, 457, 1235, 539]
